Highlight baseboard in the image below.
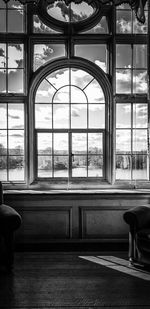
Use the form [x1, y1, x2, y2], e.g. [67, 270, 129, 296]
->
[15, 241, 128, 252]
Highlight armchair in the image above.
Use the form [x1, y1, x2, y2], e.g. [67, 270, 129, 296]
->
[0, 182, 22, 271]
[123, 206, 150, 267]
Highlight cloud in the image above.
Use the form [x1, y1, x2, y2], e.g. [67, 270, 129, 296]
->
[117, 19, 131, 33]
[95, 60, 106, 72]
[8, 114, 20, 120]
[71, 110, 79, 117]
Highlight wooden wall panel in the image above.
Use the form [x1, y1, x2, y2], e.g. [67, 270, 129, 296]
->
[16, 207, 72, 242]
[80, 207, 127, 239]
[4, 191, 150, 245]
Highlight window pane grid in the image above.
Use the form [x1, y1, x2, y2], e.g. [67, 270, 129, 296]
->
[116, 102, 148, 180]
[116, 5, 148, 34]
[116, 44, 147, 94]
[0, 103, 25, 182]
[0, 2, 25, 33]
[0, 43, 25, 94]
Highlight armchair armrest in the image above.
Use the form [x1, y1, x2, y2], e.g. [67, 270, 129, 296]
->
[123, 206, 150, 231]
[0, 204, 22, 232]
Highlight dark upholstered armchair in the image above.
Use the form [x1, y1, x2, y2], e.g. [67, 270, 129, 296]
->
[0, 182, 22, 271]
[123, 206, 150, 267]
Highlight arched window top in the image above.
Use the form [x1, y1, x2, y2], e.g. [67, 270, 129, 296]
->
[35, 67, 106, 104]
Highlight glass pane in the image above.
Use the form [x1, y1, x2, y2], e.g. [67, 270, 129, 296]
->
[0, 10, 6, 32]
[0, 43, 6, 67]
[8, 156, 24, 181]
[71, 68, 93, 90]
[132, 155, 148, 179]
[0, 2, 6, 8]
[116, 130, 131, 152]
[72, 133, 87, 154]
[9, 130, 24, 155]
[8, 69, 24, 93]
[82, 17, 108, 34]
[75, 45, 107, 72]
[34, 44, 65, 71]
[47, 68, 69, 89]
[54, 133, 68, 155]
[133, 45, 147, 68]
[116, 10, 132, 33]
[88, 133, 102, 154]
[8, 10, 24, 33]
[0, 69, 6, 92]
[0, 104, 7, 129]
[8, 44, 23, 68]
[35, 79, 56, 103]
[84, 79, 105, 103]
[47, 1, 94, 23]
[38, 156, 52, 178]
[8, 0, 23, 8]
[72, 156, 87, 177]
[116, 45, 131, 68]
[0, 156, 7, 181]
[133, 130, 147, 152]
[88, 155, 103, 177]
[0, 130, 7, 155]
[37, 133, 52, 155]
[53, 86, 69, 103]
[54, 156, 68, 177]
[33, 15, 59, 33]
[71, 86, 87, 103]
[116, 155, 131, 180]
[71, 105, 87, 128]
[89, 104, 105, 128]
[8, 104, 24, 129]
[47, 1, 69, 22]
[35, 104, 52, 128]
[133, 70, 147, 93]
[133, 13, 148, 34]
[116, 104, 131, 128]
[133, 104, 147, 128]
[53, 104, 69, 128]
[116, 69, 131, 93]
[70, 2, 94, 22]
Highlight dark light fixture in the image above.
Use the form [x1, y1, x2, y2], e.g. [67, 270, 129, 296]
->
[2, 0, 148, 23]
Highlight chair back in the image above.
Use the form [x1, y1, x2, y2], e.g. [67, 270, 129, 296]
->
[0, 181, 4, 204]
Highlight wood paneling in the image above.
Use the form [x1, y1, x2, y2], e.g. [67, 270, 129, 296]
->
[80, 207, 127, 239]
[4, 191, 150, 245]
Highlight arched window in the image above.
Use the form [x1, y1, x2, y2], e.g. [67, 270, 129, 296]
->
[30, 58, 111, 182]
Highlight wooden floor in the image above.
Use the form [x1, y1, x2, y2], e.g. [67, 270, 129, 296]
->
[0, 251, 150, 309]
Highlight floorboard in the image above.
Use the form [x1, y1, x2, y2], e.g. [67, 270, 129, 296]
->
[0, 252, 150, 309]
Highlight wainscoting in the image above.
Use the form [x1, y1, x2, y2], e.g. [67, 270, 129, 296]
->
[4, 190, 150, 247]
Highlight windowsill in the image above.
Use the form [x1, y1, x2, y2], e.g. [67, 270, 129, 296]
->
[3, 180, 150, 194]
[4, 187, 150, 195]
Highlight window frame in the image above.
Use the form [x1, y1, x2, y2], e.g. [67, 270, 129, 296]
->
[29, 57, 112, 185]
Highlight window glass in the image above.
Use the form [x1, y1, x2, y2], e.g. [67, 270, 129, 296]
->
[116, 44, 147, 94]
[116, 4, 148, 34]
[35, 67, 105, 178]
[0, 43, 24, 94]
[34, 44, 66, 71]
[75, 44, 107, 72]
[0, 0, 25, 33]
[33, 15, 61, 33]
[47, 1, 95, 23]
[0, 103, 25, 182]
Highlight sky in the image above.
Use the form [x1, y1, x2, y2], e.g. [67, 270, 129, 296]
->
[47, 1, 94, 23]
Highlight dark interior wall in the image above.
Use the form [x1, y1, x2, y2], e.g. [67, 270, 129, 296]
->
[4, 191, 150, 248]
